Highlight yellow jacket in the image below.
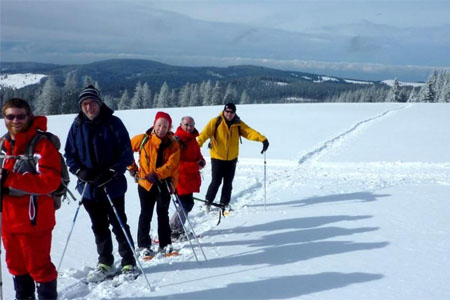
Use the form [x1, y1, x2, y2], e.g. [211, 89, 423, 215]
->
[128, 129, 180, 191]
[197, 112, 267, 161]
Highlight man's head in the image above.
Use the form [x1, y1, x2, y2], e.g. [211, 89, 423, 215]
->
[180, 116, 195, 133]
[153, 111, 172, 138]
[79, 85, 102, 120]
[2, 98, 33, 139]
[223, 102, 236, 122]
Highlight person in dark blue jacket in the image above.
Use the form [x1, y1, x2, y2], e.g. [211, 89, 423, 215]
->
[64, 85, 138, 282]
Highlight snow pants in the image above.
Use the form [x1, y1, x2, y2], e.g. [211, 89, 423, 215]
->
[2, 230, 57, 283]
[137, 184, 171, 249]
[205, 158, 237, 206]
[169, 193, 194, 233]
[82, 192, 135, 267]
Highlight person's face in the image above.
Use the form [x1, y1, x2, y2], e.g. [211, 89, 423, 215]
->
[154, 118, 170, 138]
[4, 107, 31, 139]
[180, 117, 195, 133]
[223, 109, 235, 121]
[81, 99, 100, 120]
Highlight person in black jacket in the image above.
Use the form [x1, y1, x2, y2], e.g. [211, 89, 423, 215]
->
[64, 85, 137, 282]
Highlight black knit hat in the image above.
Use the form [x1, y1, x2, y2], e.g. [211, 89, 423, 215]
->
[224, 102, 236, 113]
[79, 85, 102, 107]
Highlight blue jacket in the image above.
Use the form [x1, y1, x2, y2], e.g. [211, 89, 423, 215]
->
[64, 105, 133, 200]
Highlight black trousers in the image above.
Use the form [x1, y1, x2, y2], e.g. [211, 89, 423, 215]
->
[205, 158, 237, 206]
[169, 193, 194, 233]
[83, 191, 135, 267]
[137, 184, 172, 249]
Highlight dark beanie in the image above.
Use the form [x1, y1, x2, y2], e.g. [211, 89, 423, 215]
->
[224, 102, 236, 112]
[154, 111, 172, 129]
[79, 85, 102, 107]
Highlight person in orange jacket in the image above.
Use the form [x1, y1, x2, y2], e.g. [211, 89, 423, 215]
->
[169, 116, 205, 239]
[0, 98, 60, 300]
[128, 112, 180, 257]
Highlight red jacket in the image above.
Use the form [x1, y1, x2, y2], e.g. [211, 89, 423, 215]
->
[174, 126, 205, 196]
[1, 116, 61, 234]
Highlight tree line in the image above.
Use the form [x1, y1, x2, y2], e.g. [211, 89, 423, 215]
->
[1, 70, 449, 116]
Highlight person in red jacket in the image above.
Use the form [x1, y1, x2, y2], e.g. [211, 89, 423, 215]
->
[169, 116, 205, 239]
[0, 98, 60, 300]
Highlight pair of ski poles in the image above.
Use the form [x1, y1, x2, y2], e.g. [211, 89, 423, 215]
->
[57, 182, 153, 291]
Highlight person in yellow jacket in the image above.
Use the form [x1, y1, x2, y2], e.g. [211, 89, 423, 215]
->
[197, 103, 269, 211]
[128, 111, 180, 257]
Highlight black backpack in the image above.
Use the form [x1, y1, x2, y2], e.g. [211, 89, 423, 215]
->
[1, 131, 70, 209]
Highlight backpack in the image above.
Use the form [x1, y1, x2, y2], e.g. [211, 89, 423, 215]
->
[208, 116, 242, 149]
[1, 131, 70, 210]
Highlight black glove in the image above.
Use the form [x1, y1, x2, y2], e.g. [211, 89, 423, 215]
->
[94, 168, 118, 187]
[145, 172, 159, 184]
[198, 159, 206, 168]
[261, 139, 269, 154]
[76, 168, 97, 183]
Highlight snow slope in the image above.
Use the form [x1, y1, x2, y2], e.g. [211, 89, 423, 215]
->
[1, 103, 449, 299]
[0, 73, 47, 90]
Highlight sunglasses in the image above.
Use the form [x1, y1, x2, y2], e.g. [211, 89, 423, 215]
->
[224, 110, 235, 114]
[183, 123, 195, 127]
[5, 113, 28, 121]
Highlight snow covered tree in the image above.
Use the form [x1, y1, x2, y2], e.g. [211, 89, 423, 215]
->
[223, 83, 238, 104]
[103, 95, 117, 110]
[189, 84, 202, 107]
[35, 76, 61, 115]
[142, 82, 152, 108]
[155, 82, 170, 108]
[118, 89, 131, 110]
[210, 81, 223, 105]
[178, 83, 191, 107]
[61, 72, 79, 114]
[240, 89, 251, 104]
[385, 79, 402, 102]
[131, 81, 144, 109]
[200, 80, 213, 105]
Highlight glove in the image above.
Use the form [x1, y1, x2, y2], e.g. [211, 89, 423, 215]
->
[261, 139, 269, 154]
[128, 167, 138, 178]
[94, 168, 118, 187]
[198, 159, 206, 168]
[76, 168, 97, 183]
[145, 172, 159, 184]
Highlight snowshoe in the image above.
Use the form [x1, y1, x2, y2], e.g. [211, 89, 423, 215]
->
[138, 247, 156, 261]
[85, 263, 116, 283]
[159, 244, 180, 257]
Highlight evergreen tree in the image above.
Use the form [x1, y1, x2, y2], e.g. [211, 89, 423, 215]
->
[240, 89, 251, 104]
[169, 89, 178, 107]
[103, 95, 117, 110]
[131, 81, 144, 109]
[210, 81, 223, 105]
[35, 76, 61, 115]
[223, 83, 238, 104]
[142, 82, 152, 108]
[178, 82, 191, 107]
[82, 75, 94, 88]
[200, 80, 213, 105]
[155, 82, 170, 108]
[189, 83, 202, 107]
[118, 89, 131, 110]
[61, 72, 79, 114]
[385, 79, 402, 102]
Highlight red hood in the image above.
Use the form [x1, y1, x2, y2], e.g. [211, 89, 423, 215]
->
[11, 116, 48, 155]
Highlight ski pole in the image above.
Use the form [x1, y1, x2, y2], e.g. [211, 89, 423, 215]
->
[264, 151, 267, 211]
[57, 182, 88, 272]
[166, 181, 208, 262]
[103, 187, 153, 291]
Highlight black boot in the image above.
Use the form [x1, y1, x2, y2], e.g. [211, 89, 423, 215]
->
[36, 279, 57, 300]
[13, 274, 36, 300]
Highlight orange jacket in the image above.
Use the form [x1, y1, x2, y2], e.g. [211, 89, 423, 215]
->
[128, 129, 180, 191]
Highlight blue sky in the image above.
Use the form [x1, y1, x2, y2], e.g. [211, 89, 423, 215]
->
[1, 0, 450, 81]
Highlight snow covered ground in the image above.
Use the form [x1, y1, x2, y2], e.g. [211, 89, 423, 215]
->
[0, 73, 47, 90]
[1, 103, 449, 299]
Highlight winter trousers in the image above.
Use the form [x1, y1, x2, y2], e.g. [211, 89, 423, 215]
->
[3, 230, 57, 299]
[205, 158, 237, 206]
[82, 191, 135, 267]
[137, 184, 171, 249]
[169, 193, 194, 233]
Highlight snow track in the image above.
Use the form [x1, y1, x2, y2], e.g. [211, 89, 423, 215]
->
[297, 105, 410, 164]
